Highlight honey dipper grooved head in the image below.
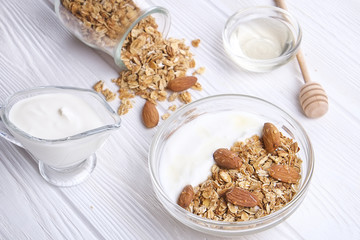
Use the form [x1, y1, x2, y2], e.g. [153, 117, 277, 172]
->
[299, 82, 328, 118]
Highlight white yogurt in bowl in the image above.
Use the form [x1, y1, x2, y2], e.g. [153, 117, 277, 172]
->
[159, 111, 264, 203]
[7, 93, 109, 168]
[0, 86, 121, 186]
[149, 94, 314, 236]
[9, 93, 104, 140]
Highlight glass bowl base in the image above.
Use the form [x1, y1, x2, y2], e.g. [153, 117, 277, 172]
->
[39, 154, 97, 187]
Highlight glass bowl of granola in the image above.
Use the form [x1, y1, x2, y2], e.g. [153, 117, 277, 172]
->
[148, 94, 314, 236]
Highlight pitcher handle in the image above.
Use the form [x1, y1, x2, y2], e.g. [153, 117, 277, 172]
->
[0, 105, 24, 148]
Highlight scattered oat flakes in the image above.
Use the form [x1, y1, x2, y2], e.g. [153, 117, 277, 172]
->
[93, 80, 104, 93]
[118, 88, 135, 100]
[118, 98, 133, 115]
[168, 92, 178, 102]
[193, 67, 206, 75]
[191, 39, 201, 48]
[101, 88, 116, 101]
[189, 59, 196, 68]
[62, 0, 204, 119]
[168, 104, 177, 111]
[191, 82, 202, 91]
[179, 91, 192, 104]
[112, 16, 198, 114]
[161, 113, 170, 120]
[93, 80, 116, 101]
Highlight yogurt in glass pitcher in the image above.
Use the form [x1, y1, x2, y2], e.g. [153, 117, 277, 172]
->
[0, 86, 121, 187]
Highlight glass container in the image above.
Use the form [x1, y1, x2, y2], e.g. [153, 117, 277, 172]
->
[0, 86, 121, 187]
[149, 94, 314, 236]
[54, 0, 171, 69]
[223, 6, 302, 72]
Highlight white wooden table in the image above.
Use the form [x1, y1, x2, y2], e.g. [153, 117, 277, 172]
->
[1, 0, 359, 239]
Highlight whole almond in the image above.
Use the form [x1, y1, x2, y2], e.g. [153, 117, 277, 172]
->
[226, 187, 259, 207]
[167, 76, 197, 92]
[268, 165, 300, 183]
[177, 185, 194, 208]
[142, 101, 159, 128]
[213, 148, 242, 169]
[262, 122, 281, 153]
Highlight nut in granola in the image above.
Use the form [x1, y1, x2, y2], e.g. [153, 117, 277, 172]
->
[268, 165, 300, 184]
[178, 185, 194, 208]
[213, 148, 242, 169]
[262, 122, 281, 153]
[226, 187, 259, 208]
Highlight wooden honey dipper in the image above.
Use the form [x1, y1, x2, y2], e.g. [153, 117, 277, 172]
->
[275, 0, 328, 118]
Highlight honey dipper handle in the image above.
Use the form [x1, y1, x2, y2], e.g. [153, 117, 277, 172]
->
[275, 0, 311, 84]
[295, 50, 311, 83]
[275, 0, 288, 10]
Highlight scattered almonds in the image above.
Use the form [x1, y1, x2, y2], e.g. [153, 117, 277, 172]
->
[142, 101, 159, 128]
[167, 76, 198, 92]
[179, 123, 302, 222]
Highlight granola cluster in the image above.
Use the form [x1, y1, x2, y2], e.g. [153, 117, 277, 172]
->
[186, 133, 302, 222]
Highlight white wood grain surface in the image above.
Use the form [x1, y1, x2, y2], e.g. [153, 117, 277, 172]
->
[1, 0, 360, 239]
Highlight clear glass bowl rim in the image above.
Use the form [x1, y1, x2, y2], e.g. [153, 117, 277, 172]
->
[149, 94, 314, 231]
[222, 6, 302, 64]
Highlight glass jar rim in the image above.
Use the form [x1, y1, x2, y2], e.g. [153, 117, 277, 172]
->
[222, 6, 302, 65]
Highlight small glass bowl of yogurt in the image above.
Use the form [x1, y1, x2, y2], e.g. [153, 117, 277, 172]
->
[148, 94, 314, 236]
[0, 86, 121, 187]
[223, 6, 302, 72]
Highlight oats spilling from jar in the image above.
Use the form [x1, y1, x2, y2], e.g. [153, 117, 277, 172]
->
[177, 123, 302, 222]
[112, 16, 201, 117]
[60, 0, 204, 128]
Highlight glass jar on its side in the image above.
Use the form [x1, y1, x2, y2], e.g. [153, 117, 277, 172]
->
[54, 0, 170, 69]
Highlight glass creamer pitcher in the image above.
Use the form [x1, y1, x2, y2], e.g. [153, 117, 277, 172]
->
[0, 86, 121, 187]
